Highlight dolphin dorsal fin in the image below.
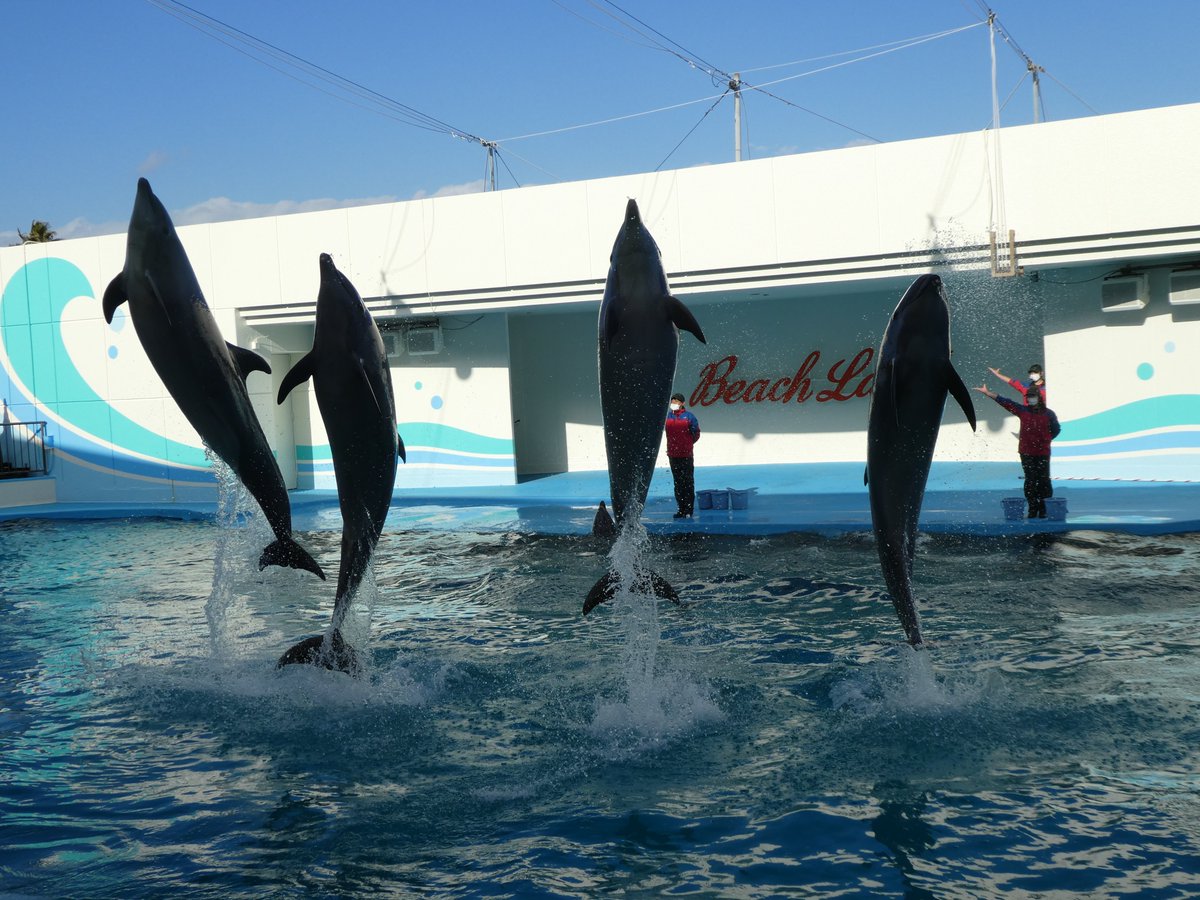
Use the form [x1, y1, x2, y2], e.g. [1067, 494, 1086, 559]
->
[666, 295, 706, 344]
[945, 362, 978, 431]
[143, 271, 172, 326]
[227, 343, 271, 383]
[277, 350, 318, 404]
[102, 273, 128, 325]
[397, 431, 406, 463]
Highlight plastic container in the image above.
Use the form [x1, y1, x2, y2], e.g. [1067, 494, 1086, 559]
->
[727, 489, 754, 510]
[709, 490, 730, 510]
[1045, 497, 1067, 521]
[697, 489, 715, 510]
[1001, 497, 1025, 521]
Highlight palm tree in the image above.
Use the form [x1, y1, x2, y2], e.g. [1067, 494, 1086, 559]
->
[18, 220, 57, 242]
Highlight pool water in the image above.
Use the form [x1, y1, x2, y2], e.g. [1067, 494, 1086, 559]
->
[2, 499, 1200, 896]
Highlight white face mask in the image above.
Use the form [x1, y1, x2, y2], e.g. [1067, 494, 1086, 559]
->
[1029, 372, 1042, 382]
[670, 403, 682, 411]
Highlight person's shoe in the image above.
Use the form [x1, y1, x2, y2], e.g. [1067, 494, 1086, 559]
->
[673, 512, 686, 519]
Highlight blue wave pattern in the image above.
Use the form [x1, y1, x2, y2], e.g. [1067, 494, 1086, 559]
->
[0, 259, 214, 498]
[297, 422, 515, 488]
[1056, 395, 1200, 458]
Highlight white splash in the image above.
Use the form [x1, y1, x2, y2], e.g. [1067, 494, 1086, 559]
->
[588, 520, 723, 745]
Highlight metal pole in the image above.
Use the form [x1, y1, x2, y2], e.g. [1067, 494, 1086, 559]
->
[731, 73, 742, 162]
[1030, 64, 1044, 123]
[484, 142, 496, 191]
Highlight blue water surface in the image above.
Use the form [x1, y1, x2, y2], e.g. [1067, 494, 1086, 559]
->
[2, 496, 1200, 897]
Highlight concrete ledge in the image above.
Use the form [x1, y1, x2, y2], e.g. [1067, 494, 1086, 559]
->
[0, 475, 56, 509]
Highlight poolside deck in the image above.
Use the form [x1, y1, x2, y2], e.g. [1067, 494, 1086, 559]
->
[1, 462, 1196, 537]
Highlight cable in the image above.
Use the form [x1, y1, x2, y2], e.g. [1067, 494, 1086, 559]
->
[739, 23, 986, 75]
[144, 0, 484, 143]
[655, 90, 730, 171]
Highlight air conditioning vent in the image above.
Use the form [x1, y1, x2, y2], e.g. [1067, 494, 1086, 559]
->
[1168, 271, 1200, 306]
[405, 324, 443, 356]
[1100, 274, 1147, 313]
[380, 332, 402, 358]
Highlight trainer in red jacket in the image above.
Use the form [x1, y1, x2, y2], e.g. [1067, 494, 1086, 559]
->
[665, 392, 701, 518]
[975, 382, 1061, 518]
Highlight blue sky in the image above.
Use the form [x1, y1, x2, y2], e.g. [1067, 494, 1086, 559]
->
[6, 0, 1198, 245]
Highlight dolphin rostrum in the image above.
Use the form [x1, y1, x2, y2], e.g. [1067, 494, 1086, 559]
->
[865, 273, 976, 646]
[275, 254, 405, 674]
[103, 178, 324, 580]
[584, 199, 706, 615]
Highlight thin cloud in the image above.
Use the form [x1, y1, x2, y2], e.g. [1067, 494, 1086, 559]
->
[138, 150, 169, 175]
[411, 179, 485, 200]
[9, 179, 492, 243]
[171, 194, 400, 226]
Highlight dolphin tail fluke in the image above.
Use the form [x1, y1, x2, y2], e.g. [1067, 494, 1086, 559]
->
[592, 501, 616, 537]
[945, 362, 977, 431]
[276, 629, 361, 676]
[259, 537, 326, 580]
[582, 568, 682, 616]
[648, 570, 681, 606]
[583, 571, 620, 615]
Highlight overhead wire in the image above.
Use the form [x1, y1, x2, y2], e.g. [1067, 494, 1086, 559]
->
[144, 0, 485, 143]
[655, 90, 731, 171]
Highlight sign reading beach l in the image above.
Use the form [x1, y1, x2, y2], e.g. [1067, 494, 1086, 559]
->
[689, 349, 876, 406]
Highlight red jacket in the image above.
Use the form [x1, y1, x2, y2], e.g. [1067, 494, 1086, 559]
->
[995, 395, 1060, 456]
[665, 408, 700, 458]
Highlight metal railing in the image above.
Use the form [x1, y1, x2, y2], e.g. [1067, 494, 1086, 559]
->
[0, 420, 49, 478]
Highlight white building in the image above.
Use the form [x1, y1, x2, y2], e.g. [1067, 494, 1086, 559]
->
[2, 102, 1199, 506]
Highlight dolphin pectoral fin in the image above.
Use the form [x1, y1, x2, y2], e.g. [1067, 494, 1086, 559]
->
[667, 295, 706, 344]
[276, 629, 361, 676]
[648, 571, 681, 606]
[592, 500, 616, 537]
[259, 537, 326, 580]
[102, 273, 128, 324]
[227, 343, 272, 382]
[945, 362, 978, 431]
[143, 271, 173, 325]
[277, 350, 318, 404]
[864, 465, 869, 486]
[583, 571, 620, 615]
[397, 432, 407, 463]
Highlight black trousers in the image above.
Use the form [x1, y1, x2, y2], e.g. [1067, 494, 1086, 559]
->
[669, 456, 695, 515]
[1021, 453, 1052, 515]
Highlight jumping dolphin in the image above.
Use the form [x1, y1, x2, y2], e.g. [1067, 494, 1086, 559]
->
[865, 274, 976, 646]
[103, 178, 324, 580]
[584, 199, 706, 614]
[275, 254, 405, 674]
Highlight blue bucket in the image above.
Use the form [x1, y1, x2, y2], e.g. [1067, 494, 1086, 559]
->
[697, 490, 715, 510]
[1001, 497, 1025, 521]
[727, 488, 755, 510]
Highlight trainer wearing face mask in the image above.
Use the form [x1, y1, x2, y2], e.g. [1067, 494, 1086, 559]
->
[987, 363, 1046, 405]
[975, 382, 1061, 518]
[664, 392, 701, 519]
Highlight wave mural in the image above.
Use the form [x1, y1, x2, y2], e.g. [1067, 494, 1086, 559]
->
[0, 258, 216, 499]
[1056, 395, 1200, 458]
[297, 422, 516, 489]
